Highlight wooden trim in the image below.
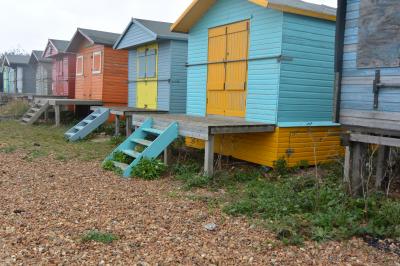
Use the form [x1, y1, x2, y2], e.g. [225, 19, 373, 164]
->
[76, 55, 84, 76]
[350, 133, 400, 148]
[92, 51, 102, 74]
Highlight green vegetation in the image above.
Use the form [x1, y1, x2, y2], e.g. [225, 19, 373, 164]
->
[81, 230, 119, 244]
[171, 159, 400, 245]
[131, 158, 167, 180]
[0, 120, 115, 161]
[0, 99, 30, 118]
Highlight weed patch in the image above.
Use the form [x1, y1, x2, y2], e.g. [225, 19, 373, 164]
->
[223, 166, 400, 244]
[81, 230, 118, 244]
[131, 158, 167, 180]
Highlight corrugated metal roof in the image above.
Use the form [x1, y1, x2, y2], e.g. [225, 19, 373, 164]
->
[78, 28, 121, 46]
[135, 19, 188, 40]
[49, 39, 70, 52]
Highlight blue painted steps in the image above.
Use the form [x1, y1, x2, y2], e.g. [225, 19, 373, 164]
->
[104, 117, 178, 178]
[65, 108, 110, 142]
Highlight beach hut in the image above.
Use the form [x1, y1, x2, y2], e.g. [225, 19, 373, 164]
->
[167, 0, 342, 169]
[29, 50, 52, 96]
[1, 54, 34, 94]
[65, 28, 128, 106]
[43, 39, 76, 97]
[113, 18, 188, 112]
[336, 0, 400, 194]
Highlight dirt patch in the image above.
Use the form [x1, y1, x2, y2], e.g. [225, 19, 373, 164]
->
[0, 152, 398, 265]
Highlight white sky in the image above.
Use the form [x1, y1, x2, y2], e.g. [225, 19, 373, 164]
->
[0, 0, 337, 53]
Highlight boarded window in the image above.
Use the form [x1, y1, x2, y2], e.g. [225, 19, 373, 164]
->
[357, 0, 400, 68]
[92, 51, 102, 74]
[146, 49, 157, 78]
[76, 56, 83, 75]
[138, 51, 147, 78]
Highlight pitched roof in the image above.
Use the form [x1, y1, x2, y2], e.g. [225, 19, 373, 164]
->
[172, 0, 337, 33]
[136, 19, 188, 40]
[30, 50, 52, 64]
[66, 28, 121, 52]
[114, 18, 188, 49]
[3, 54, 30, 66]
[49, 39, 70, 53]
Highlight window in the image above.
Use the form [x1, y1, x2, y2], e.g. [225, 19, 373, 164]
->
[137, 47, 157, 79]
[92, 51, 102, 74]
[146, 48, 156, 78]
[76, 56, 83, 76]
[138, 50, 146, 79]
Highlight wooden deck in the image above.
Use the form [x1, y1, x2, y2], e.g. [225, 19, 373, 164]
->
[130, 113, 274, 175]
[130, 113, 275, 140]
[35, 98, 103, 127]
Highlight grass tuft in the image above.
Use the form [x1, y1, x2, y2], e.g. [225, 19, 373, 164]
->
[81, 230, 118, 244]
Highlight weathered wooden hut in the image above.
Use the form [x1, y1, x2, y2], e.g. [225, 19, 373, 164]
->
[65, 28, 128, 106]
[29, 50, 52, 96]
[169, 0, 342, 168]
[336, 0, 400, 194]
[113, 19, 188, 112]
[1, 54, 34, 94]
[43, 39, 76, 97]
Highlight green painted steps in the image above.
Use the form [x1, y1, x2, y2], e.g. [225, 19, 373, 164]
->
[104, 117, 178, 178]
[64, 108, 110, 142]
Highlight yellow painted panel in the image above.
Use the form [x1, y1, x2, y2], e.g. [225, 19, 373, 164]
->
[186, 126, 344, 168]
[137, 43, 158, 109]
[206, 20, 249, 117]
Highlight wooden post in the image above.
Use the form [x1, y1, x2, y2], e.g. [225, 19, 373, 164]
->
[375, 145, 389, 190]
[54, 105, 61, 127]
[164, 147, 171, 166]
[44, 110, 49, 122]
[204, 134, 215, 176]
[343, 146, 352, 186]
[126, 115, 133, 136]
[114, 115, 120, 137]
[350, 142, 367, 197]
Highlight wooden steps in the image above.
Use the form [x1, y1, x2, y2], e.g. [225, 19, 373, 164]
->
[104, 117, 178, 178]
[20, 100, 50, 125]
[64, 108, 110, 142]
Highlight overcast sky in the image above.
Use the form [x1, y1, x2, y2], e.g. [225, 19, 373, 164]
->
[0, 0, 337, 53]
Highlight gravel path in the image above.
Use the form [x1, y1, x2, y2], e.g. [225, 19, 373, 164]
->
[0, 152, 399, 265]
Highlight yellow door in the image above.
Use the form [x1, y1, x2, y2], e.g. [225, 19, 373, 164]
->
[137, 44, 158, 109]
[207, 20, 249, 117]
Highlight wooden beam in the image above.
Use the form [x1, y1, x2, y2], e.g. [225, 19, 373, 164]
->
[350, 142, 367, 197]
[350, 133, 400, 148]
[126, 115, 133, 136]
[375, 145, 389, 190]
[204, 134, 215, 176]
[344, 146, 351, 185]
[114, 115, 120, 137]
[54, 105, 61, 127]
[163, 147, 171, 166]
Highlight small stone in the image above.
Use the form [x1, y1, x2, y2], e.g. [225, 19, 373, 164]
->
[204, 223, 217, 231]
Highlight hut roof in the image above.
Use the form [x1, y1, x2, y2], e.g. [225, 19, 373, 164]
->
[66, 28, 121, 52]
[49, 39, 70, 53]
[114, 18, 187, 49]
[171, 0, 337, 33]
[30, 50, 52, 64]
[3, 54, 30, 66]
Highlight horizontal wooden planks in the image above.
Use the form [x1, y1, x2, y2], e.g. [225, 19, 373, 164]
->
[340, 0, 400, 127]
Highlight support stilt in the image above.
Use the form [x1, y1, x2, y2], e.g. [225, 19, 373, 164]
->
[375, 145, 389, 190]
[126, 115, 133, 136]
[54, 105, 61, 127]
[204, 134, 215, 176]
[115, 115, 120, 137]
